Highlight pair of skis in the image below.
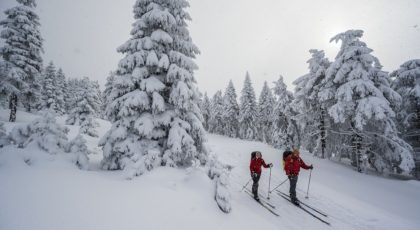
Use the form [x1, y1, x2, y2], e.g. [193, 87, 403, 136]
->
[276, 191, 330, 225]
[244, 188, 330, 225]
[244, 189, 279, 216]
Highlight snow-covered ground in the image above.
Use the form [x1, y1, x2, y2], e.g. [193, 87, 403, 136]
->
[1, 109, 419, 230]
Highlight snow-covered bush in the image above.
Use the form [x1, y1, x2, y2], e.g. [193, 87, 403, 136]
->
[79, 116, 99, 137]
[207, 154, 232, 213]
[10, 111, 69, 154]
[67, 134, 90, 170]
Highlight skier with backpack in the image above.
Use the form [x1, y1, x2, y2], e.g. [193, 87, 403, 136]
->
[283, 147, 313, 205]
[250, 151, 273, 201]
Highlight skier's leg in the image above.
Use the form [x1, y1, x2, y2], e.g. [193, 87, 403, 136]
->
[294, 176, 299, 201]
[289, 175, 298, 202]
[252, 174, 260, 199]
[288, 175, 293, 197]
[252, 176, 258, 196]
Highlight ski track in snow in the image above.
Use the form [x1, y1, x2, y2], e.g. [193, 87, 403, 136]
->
[0, 109, 419, 230]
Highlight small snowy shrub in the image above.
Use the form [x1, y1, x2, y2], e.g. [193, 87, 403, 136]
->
[10, 111, 69, 154]
[67, 134, 90, 170]
[79, 116, 99, 137]
[207, 154, 232, 213]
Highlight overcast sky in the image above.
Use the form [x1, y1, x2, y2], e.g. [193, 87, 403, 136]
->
[1, 0, 419, 96]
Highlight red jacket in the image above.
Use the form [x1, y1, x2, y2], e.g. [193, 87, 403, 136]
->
[284, 155, 310, 176]
[250, 158, 269, 175]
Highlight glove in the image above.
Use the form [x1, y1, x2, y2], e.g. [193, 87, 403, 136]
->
[251, 172, 258, 178]
[268, 163, 273, 168]
[310, 165, 314, 170]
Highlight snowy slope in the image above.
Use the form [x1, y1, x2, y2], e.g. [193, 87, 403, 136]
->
[0, 109, 419, 230]
[210, 135, 420, 230]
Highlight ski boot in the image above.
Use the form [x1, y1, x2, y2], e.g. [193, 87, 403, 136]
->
[254, 195, 260, 202]
[291, 196, 300, 206]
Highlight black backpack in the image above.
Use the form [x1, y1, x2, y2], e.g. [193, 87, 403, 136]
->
[251, 151, 257, 160]
[283, 150, 292, 160]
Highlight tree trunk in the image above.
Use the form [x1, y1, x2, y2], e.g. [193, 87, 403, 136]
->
[24, 98, 32, 112]
[9, 93, 17, 122]
[350, 121, 363, 172]
[319, 106, 326, 159]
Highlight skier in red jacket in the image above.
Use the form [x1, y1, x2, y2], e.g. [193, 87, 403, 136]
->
[284, 148, 313, 205]
[250, 151, 273, 201]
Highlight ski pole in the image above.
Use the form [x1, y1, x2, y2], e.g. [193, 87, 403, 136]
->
[305, 169, 312, 199]
[269, 177, 288, 194]
[267, 167, 272, 200]
[241, 178, 252, 191]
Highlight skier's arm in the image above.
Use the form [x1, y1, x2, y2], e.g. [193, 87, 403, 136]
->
[261, 159, 269, 168]
[299, 158, 311, 170]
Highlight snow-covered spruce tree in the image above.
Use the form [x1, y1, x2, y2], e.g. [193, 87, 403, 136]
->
[200, 92, 211, 131]
[0, 0, 43, 120]
[40, 62, 59, 111]
[391, 59, 420, 176]
[100, 0, 208, 176]
[257, 81, 275, 143]
[0, 61, 10, 108]
[55, 68, 67, 115]
[66, 77, 100, 137]
[325, 30, 414, 174]
[222, 80, 239, 138]
[292, 49, 330, 158]
[10, 111, 69, 154]
[238, 72, 258, 140]
[101, 71, 116, 120]
[208, 90, 225, 135]
[92, 80, 103, 118]
[272, 76, 299, 148]
[99, 1, 231, 212]
[67, 134, 90, 170]
[66, 78, 79, 112]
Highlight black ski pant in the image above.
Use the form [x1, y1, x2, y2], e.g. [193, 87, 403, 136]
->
[288, 175, 298, 201]
[252, 174, 261, 197]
